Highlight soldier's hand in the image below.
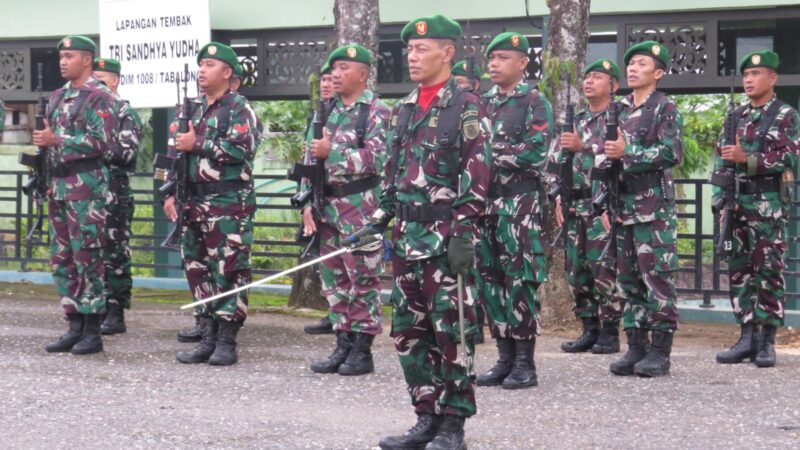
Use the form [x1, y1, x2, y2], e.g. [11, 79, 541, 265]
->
[601, 211, 611, 232]
[32, 119, 58, 147]
[302, 207, 317, 235]
[604, 127, 625, 160]
[175, 122, 197, 152]
[555, 196, 564, 227]
[163, 196, 178, 222]
[560, 128, 582, 153]
[721, 135, 747, 163]
[310, 128, 332, 160]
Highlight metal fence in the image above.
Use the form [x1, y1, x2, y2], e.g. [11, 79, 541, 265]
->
[0, 171, 797, 307]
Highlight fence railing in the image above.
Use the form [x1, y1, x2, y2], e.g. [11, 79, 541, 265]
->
[0, 171, 797, 307]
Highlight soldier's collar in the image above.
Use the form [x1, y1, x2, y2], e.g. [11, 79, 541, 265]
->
[335, 89, 373, 110]
[747, 94, 777, 113]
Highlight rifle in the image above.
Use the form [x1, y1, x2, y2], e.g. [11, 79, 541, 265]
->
[714, 71, 739, 261]
[464, 21, 478, 92]
[19, 62, 49, 244]
[287, 67, 328, 259]
[597, 78, 621, 264]
[153, 63, 192, 250]
[549, 86, 575, 248]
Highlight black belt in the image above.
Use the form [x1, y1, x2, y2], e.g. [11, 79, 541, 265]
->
[488, 179, 541, 198]
[572, 187, 593, 200]
[50, 157, 103, 178]
[109, 174, 130, 193]
[709, 173, 780, 194]
[324, 176, 380, 197]
[619, 172, 663, 194]
[188, 180, 252, 197]
[396, 204, 452, 222]
[591, 167, 610, 181]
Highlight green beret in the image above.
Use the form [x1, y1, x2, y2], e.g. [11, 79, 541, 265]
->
[401, 14, 462, 44]
[738, 50, 779, 74]
[197, 42, 239, 70]
[233, 61, 244, 78]
[485, 32, 529, 57]
[320, 60, 332, 75]
[57, 35, 96, 53]
[451, 59, 482, 79]
[328, 44, 372, 66]
[93, 57, 121, 74]
[583, 59, 621, 81]
[624, 40, 669, 69]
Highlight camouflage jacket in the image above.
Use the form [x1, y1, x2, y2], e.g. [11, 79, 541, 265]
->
[617, 90, 684, 225]
[711, 96, 800, 221]
[482, 81, 553, 217]
[303, 89, 391, 234]
[0, 99, 5, 135]
[167, 91, 258, 219]
[375, 77, 492, 260]
[553, 106, 607, 217]
[47, 77, 116, 201]
[106, 96, 142, 177]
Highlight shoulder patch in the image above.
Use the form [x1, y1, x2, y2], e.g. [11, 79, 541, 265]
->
[462, 109, 480, 140]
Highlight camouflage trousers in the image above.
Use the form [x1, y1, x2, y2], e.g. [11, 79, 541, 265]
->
[104, 182, 133, 309]
[319, 223, 383, 335]
[728, 218, 787, 327]
[565, 213, 619, 322]
[181, 212, 253, 323]
[615, 216, 679, 331]
[475, 214, 546, 340]
[49, 197, 107, 315]
[391, 254, 477, 418]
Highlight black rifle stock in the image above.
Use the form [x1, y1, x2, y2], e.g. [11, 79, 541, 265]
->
[19, 62, 48, 243]
[465, 21, 478, 92]
[715, 71, 739, 261]
[598, 79, 620, 264]
[550, 86, 575, 248]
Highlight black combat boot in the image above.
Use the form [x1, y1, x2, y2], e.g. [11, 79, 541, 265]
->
[592, 320, 620, 354]
[425, 415, 466, 450]
[177, 316, 204, 343]
[310, 331, 354, 374]
[754, 324, 777, 368]
[338, 332, 375, 375]
[502, 338, 537, 389]
[304, 315, 334, 335]
[472, 306, 485, 345]
[634, 330, 674, 377]
[176, 318, 217, 363]
[71, 314, 104, 355]
[379, 414, 443, 450]
[715, 323, 758, 364]
[100, 301, 126, 335]
[45, 314, 84, 353]
[208, 321, 242, 366]
[561, 317, 599, 353]
[610, 328, 649, 376]
[476, 337, 514, 386]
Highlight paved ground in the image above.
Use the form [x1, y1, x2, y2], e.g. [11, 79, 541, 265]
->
[1, 289, 800, 449]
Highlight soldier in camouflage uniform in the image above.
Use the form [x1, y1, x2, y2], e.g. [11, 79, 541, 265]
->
[92, 58, 142, 335]
[555, 59, 622, 355]
[355, 15, 490, 450]
[0, 99, 5, 137]
[473, 32, 552, 390]
[163, 42, 258, 366]
[34, 36, 116, 355]
[299, 44, 390, 376]
[605, 41, 683, 378]
[713, 51, 800, 368]
[452, 59, 482, 92]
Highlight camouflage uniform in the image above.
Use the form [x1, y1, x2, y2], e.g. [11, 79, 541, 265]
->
[614, 91, 683, 331]
[0, 99, 5, 135]
[555, 108, 619, 323]
[477, 82, 552, 340]
[47, 77, 116, 315]
[375, 78, 491, 417]
[310, 90, 390, 335]
[166, 91, 257, 323]
[711, 96, 800, 327]
[104, 96, 142, 310]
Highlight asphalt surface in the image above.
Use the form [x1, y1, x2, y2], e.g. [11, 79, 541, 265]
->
[1, 294, 799, 449]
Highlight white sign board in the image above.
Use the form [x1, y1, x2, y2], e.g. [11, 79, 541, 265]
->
[98, 0, 210, 108]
